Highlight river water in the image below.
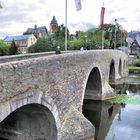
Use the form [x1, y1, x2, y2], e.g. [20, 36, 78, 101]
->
[83, 74, 140, 140]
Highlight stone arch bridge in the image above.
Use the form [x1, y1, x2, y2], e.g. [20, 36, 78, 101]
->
[0, 50, 128, 140]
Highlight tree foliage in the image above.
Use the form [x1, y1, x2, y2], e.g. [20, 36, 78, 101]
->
[28, 23, 128, 53]
[68, 40, 82, 50]
[134, 53, 140, 66]
[9, 40, 19, 55]
[0, 39, 10, 56]
[53, 24, 69, 50]
[28, 37, 55, 53]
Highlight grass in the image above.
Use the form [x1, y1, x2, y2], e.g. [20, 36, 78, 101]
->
[129, 66, 140, 70]
[129, 66, 140, 74]
[106, 94, 140, 104]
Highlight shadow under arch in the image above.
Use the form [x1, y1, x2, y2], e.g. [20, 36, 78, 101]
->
[0, 104, 57, 140]
[119, 59, 122, 76]
[109, 60, 115, 83]
[84, 67, 102, 100]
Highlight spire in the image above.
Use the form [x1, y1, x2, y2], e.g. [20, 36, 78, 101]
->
[51, 16, 57, 24]
[50, 16, 58, 33]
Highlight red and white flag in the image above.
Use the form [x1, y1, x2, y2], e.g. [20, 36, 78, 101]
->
[100, 4, 105, 31]
[75, 0, 82, 11]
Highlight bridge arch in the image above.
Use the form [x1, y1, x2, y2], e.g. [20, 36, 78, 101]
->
[109, 59, 115, 83]
[84, 67, 102, 100]
[119, 59, 122, 76]
[0, 103, 57, 140]
[0, 93, 61, 140]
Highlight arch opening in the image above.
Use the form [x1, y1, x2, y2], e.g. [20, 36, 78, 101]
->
[109, 60, 115, 84]
[0, 104, 57, 140]
[84, 67, 102, 100]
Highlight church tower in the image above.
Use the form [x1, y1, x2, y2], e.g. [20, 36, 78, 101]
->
[50, 16, 58, 33]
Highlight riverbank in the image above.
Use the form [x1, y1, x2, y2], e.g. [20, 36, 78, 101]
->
[129, 66, 140, 74]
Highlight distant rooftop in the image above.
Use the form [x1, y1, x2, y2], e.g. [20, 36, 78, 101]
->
[128, 31, 140, 39]
[25, 25, 48, 34]
[51, 16, 57, 24]
[4, 34, 32, 42]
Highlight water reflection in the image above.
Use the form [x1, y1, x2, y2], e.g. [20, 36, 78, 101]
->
[83, 100, 121, 140]
[83, 75, 140, 140]
[106, 104, 140, 140]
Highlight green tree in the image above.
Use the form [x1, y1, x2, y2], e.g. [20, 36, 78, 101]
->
[102, 23, 127, 48]
[9, 40, 18, 55]
[28, 37, 55, 53]
[68, 40, 83, 50]
[0, 39, 10, 56]
[134, 53, 140, 66]
[53, 24, 69, 50]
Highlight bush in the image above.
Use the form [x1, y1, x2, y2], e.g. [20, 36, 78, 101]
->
[136, 53, 140, 59]
[68, 40, 83, 50]
[9, 40, 19, 55]
[0, 39, 10, 56]
[134, 59, 140, 66]
[133, 53, 140, 66]
[28, 37, 55, 53]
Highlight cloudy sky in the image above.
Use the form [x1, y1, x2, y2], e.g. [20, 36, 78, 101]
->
[0, 0, 140, 38]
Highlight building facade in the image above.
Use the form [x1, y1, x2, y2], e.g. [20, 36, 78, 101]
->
[24, 25, 48, 39]
[50, 16, 58, 33]
[4, 34, 37, 54]
[127, 37, 140, 55]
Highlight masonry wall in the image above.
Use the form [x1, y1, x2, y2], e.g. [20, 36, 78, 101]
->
[0, 50, 128, 139]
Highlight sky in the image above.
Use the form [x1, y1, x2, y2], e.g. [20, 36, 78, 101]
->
[0, 0, 140, 39]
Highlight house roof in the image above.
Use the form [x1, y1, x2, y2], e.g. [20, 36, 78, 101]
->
[126, 37, 134, 44]
[135, 37, 140, 46]
[128, 31, 140, 39]
[4, 34, 32, 42]
[25, 25, 48, 35]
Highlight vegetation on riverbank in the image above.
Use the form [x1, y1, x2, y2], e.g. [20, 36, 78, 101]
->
[129, 66, 140, 74]
[106, 94, 140, 104]
[133, 53, 140, 66]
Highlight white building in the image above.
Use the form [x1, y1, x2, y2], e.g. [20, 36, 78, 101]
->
[4, 34, 37, 54]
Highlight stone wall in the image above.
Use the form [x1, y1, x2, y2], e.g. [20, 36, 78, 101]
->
[0, 50, 128, 139]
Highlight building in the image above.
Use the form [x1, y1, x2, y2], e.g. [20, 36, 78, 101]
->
[24, 25, 48, 39]
[50, 16, 58, 33]
[4, 34, 37, 54]
[128, 31, 140, 39]
[129, 37, 140, 55]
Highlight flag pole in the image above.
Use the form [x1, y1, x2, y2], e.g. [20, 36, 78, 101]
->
[65, 0, 67, 52]
[101, 2, 105, 49]
[101, 30, 104, 49]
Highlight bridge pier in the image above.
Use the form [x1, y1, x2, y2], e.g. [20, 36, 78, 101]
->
[58, 107, 95, 140]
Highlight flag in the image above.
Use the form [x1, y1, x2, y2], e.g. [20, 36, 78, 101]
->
[101, 5, 105, 31]
[75, 0, 82, 11]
